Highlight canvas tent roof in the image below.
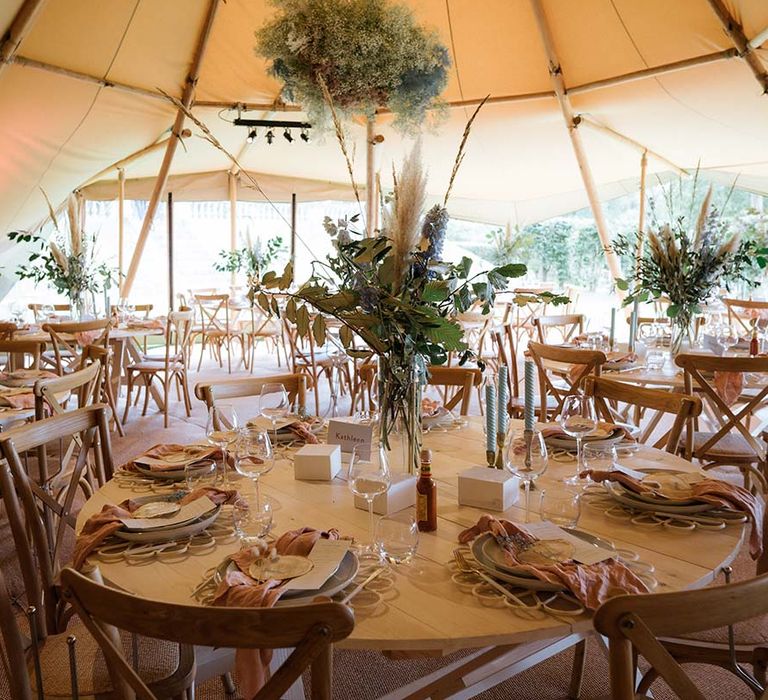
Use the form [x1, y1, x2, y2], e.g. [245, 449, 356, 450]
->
[1, 0, 767, 292]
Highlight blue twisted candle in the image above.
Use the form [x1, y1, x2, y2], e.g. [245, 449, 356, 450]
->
[628, 299, 639, 352]
[497, 365, 509, 436]
[609, 307, 616, 349]
[524, 359, 535, 431]
[485, 382, 496, 452]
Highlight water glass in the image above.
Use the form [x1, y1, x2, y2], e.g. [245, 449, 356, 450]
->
[375, 508, 419, 564]
[646, 349, 666, 370]
[539, 489, 581, 528]
[582, 443, 617, 473]
[184, 459, 217, 490]
[348, 444, 391, 560]
[234, 428, 274, 503]
[232, 494, 273, 547]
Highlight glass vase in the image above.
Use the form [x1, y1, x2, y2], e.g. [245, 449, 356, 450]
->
[377, 355, 424, 475]
[671, 313, 694, 356]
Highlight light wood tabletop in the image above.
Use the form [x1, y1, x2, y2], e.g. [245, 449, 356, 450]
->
[76, 419, 745, 658]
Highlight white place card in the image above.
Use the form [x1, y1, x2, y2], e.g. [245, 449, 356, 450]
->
[119, 497, 215, 531]
[282, 539, 350, 591]
[522, 521, 613, 565]
[327, 419, 373, 460]
[613, 465, 648, 481]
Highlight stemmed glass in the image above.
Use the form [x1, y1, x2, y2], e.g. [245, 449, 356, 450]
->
[259, 383, 290, 442]
[40, 303, 55, 322]
[559, 394, 597, 485]
[503, 428, 548, 522]
[348, 444, 391, 560]
[717, 325, 739, 356]
[234, 428, 274, 504]
[206, 403, 239, 487]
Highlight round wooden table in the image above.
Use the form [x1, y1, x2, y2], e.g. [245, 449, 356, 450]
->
[76, 418, 746, 698]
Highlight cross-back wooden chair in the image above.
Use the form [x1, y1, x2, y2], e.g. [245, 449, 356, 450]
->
[426, 366, 482, 416]
[723, 298, 768, 336]
[0, 403, 113, 574]
[0, 338, 45, 371]
[42, 317, 111, 375]
[0, 566, 35, 700]
[533, 314, 585, 344]
[61, 565, 355, 700]
[501, 286, 553, 344]
[193, 293, 244, 373]
[584, 376, 702, 458]
[123, 310, 194, 428]
[0, 321, 18, 340]
[593, 571, 768, 700]
[349, 360, 377, 415]
[28, 302, 71, 322]
[527, 342, 605, 421]
[0, 455, 195, 698]
[243, 306, 286, 372]
[675, 354, 768, 478]
[195, 373, 307, 426]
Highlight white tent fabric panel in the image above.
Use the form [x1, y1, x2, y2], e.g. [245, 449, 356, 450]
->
[0, 0, 767, 295]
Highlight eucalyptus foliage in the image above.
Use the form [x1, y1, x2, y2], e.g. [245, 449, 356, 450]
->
[214, 235, 285, 301]
[256, 0, 450, 132]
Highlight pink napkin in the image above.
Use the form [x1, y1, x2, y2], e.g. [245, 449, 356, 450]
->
[540, 422, 635, 442]
[72, 487, 241, 569]
[213, 527, 340, 699]
[713, 371, 743, 407]
[584, 469, 764, 559]
[121, 443, 223, 472]
[2, 392, 36, 409]
[458, 515, 648, 609]
[287, 421, 319, 444]
[75, 331, 102, 346]
[0, 370, 57, 383]
[127, 319, 166, 330]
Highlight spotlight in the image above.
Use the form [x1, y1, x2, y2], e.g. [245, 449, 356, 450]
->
[266, 130, 274, 145]
[246, 129, 257, 143]
[300, 128, 310, 143]
[283, 128, 294, 143]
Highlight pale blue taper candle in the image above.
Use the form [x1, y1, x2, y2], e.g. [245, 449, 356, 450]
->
[497, 366, 509, 435]
[485, 383, 496, 452]
[609, 307, 616, 349]
[524, 359, 535, 431]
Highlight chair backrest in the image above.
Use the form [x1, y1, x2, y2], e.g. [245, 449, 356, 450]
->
[61, 566, 355, 700]
[194, 294, 230, 335]
[584, 376, 702, 457]
[527, 341, 605, 421]
[533, 314, 585, 343]
[593, 572, 768, 700]
[195, 373, 307, 422]
[28, 303, 71, 322]
[675, 353, 768, 463]
[491, 329, 519, 402]
[0, 339, 46, 370]
[164, 310, 193, 367]
[110, 303, 154, 319]
[42, 318, 111, 374]
[426, 366, 482, 416]
[0, 405, 115, 637]
[723, 297, 768, 336]
[0, 566, 32, 700]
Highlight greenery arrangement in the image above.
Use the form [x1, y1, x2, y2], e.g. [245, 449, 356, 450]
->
[256, 0, 450, 132]
[9, 193, 116, 315]
[613, 186, 768, 351]
[214, 235, 285, 304]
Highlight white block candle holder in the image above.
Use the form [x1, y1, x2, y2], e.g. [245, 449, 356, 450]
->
[294, 444, 342, 481]
[354, 473, 417, 515]
[458, 467, 519, 512]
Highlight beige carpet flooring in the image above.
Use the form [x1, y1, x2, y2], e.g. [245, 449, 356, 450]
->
[0, 345, 763, 699]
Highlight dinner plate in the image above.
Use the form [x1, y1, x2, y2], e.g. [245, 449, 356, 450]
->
[616, 469, 704, 506]
[544, 426, 626, 450]
[133, 460, 215, 483]
[603, 481, 715, 514]
[115, 494, 221, 540]
[216, 550, 359, 605]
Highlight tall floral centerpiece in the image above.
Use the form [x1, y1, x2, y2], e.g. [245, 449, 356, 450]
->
[10, 193, 116, 318]
[615, 188, 768, 353]
[214, 234, 285, 304]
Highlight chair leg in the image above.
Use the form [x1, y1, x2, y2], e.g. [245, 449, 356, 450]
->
[104, 377, 125, 437]
[163, 375, 171, 428]
[123, 372, 134, 424]
[569, 639, 587, 699]
[142, 375, 152, 416]
[310, 644, 333, 700]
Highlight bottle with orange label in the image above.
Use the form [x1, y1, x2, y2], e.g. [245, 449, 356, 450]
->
[416, 448, 437, 532]
[750, 319, 759, 357]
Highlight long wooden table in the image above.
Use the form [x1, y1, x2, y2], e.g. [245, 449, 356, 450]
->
[76, 418, 746, 699]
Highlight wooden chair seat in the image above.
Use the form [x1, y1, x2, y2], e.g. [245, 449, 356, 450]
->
[33, 619, 190, 697]
[689, 431, 761, 462]
[127, 359, 185, 373]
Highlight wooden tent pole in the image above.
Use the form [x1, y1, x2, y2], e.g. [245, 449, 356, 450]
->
[636, 150, 648, 268]
[528, 0, 623, 290]
[167, 192, 174, 311]
[366, 116, 377, 236]
[228, 171, 237, 286]
[122, 0, 222, 297]
[290, 193, 297, 279]
[0, 0, 46, 78]
[705, 0, 768, 94]
[118, 168, 125, 296]
[576, 116, 687, 176]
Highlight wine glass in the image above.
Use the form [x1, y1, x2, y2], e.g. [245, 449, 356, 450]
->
[348, 444, 391, 560]
[234, 428, 274, 504]
[40, 303, 55, 322]
[259, 383, 290, 441]
[206, 404, 239, 486]
[717, 325, 739, 356]
[232, 493, 273, 548]
[503, 428, 548, 522]
[558, 394, 597, 485]
[375, 508, 419, 564]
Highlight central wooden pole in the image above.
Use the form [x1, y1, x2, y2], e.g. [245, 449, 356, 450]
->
[636, 150, 648, 269]
[167, 191, 174, 311]
[228, 171, 238, 287]
[366, 116, 377, 236]
[118, 168, 125, 296]
[529, 0, 624, 291]
[122, 0, 221, 296]
[290, 193, 297, 279]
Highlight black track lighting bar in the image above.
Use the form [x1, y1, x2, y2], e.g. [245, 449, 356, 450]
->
[234, 118, 312, 129]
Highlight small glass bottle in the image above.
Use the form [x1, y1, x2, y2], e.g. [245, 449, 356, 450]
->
[416, 448, 437, 532]
[750, 320, 759, 357]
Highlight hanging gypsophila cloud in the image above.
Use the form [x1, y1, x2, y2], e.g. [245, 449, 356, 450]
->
[256, 0, 451, 133]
